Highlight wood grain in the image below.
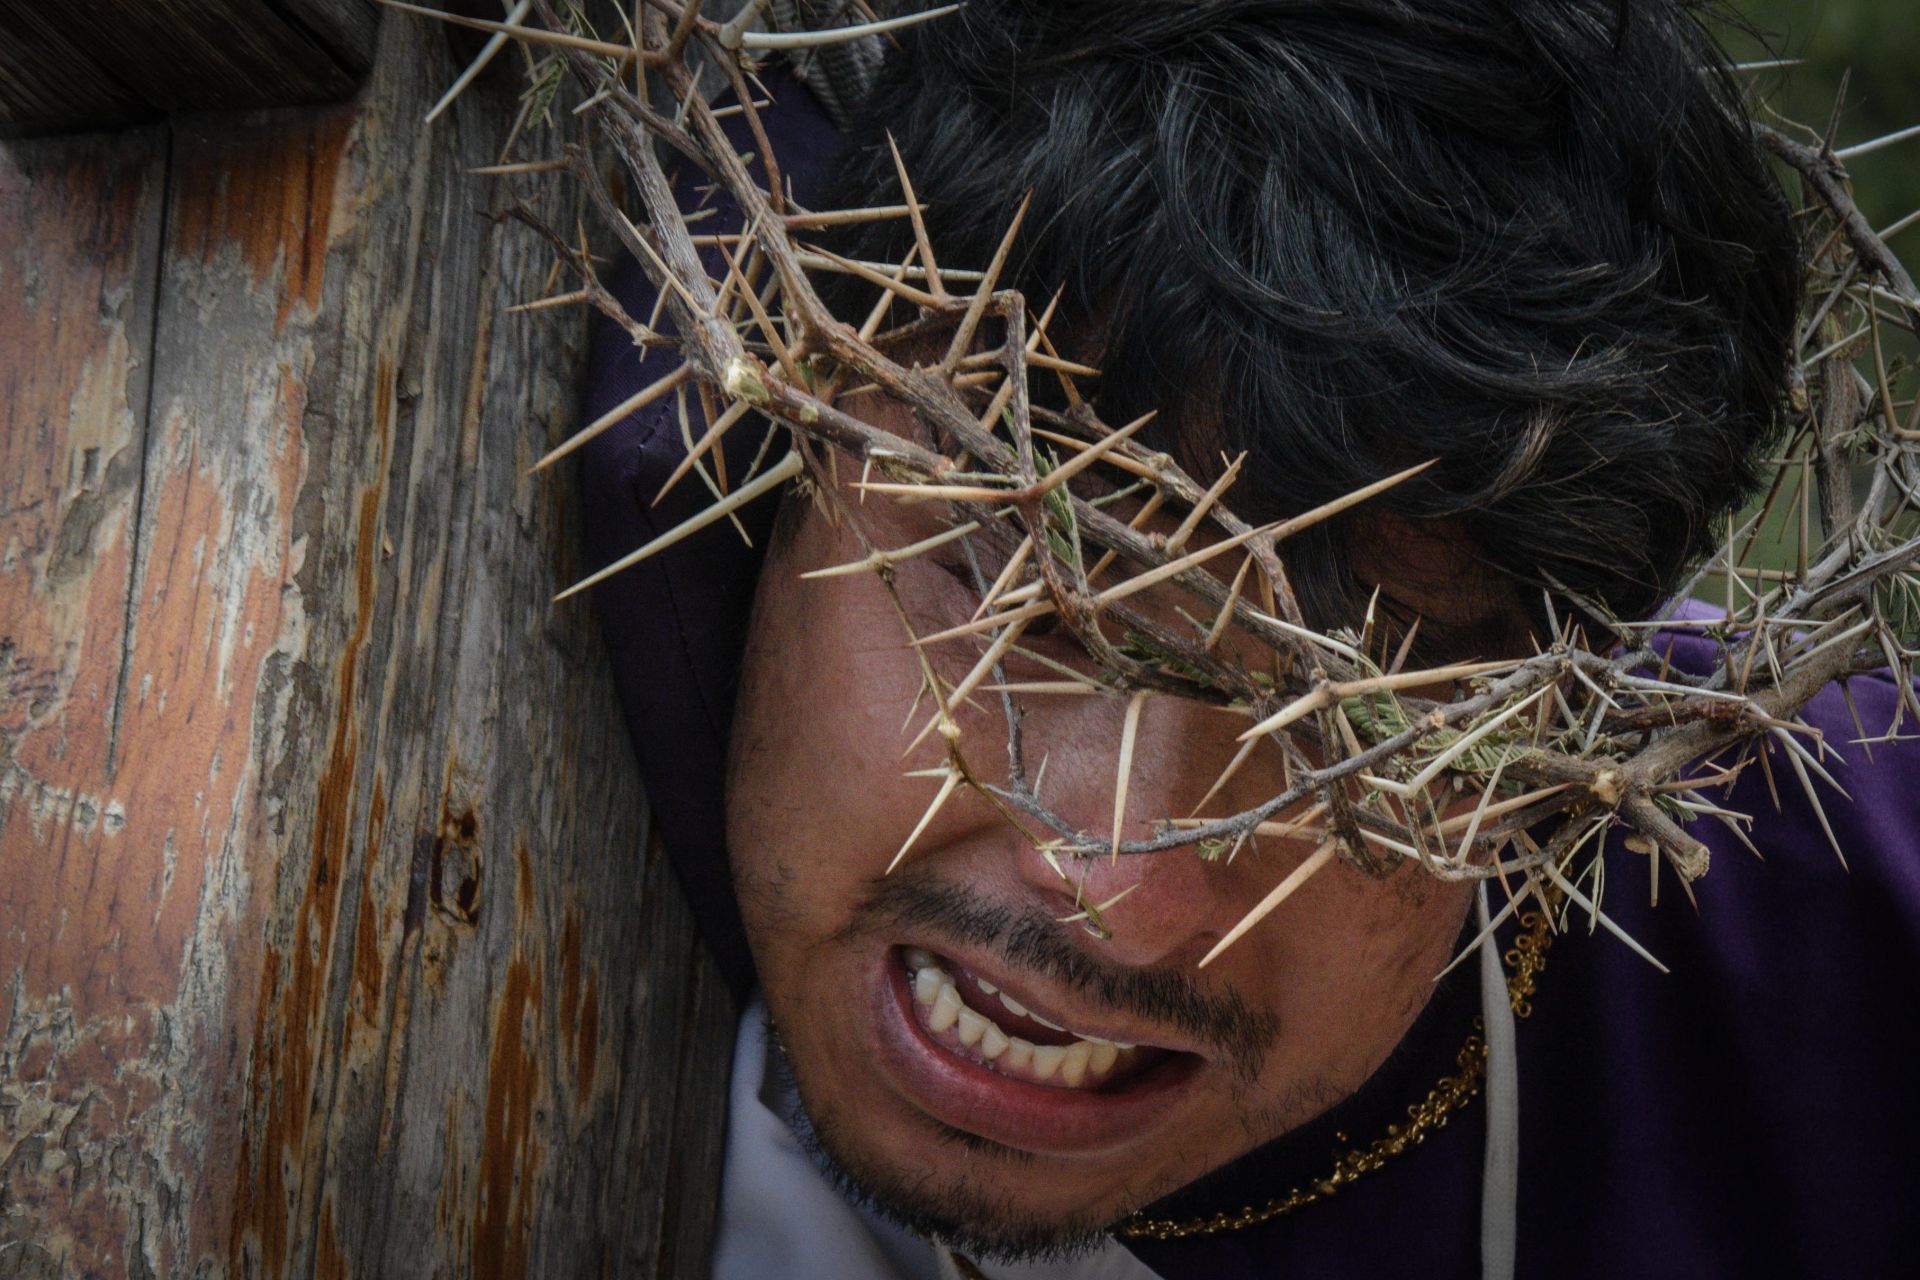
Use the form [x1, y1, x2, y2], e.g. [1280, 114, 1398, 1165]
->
[0, 12, 732, 1277]
[0, 0, 377, 136]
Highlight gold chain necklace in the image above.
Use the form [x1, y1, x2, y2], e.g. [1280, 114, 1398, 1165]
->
[1115, 899, 1556, 1241]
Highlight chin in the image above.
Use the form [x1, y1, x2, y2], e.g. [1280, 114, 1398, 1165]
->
[752, 926, 1261, 1257]
[765, 1013, 1153, 1265]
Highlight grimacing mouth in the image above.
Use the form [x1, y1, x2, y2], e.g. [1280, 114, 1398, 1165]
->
[894, 943, 1198, 1093]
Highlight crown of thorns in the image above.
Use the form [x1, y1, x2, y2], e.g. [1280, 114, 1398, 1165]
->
[392, 0, 1920, 970]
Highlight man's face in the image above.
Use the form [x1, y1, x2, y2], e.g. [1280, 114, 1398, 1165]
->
[725, 454, 1476, 1257]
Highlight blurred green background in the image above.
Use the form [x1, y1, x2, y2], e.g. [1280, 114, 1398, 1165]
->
[1721, 0, 1920, 229]
[1701, 3, 1919, 600]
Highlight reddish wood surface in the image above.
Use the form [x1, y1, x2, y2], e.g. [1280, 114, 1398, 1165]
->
[0, 14, 731, 1278]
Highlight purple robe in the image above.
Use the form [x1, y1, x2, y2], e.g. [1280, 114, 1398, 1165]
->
[577, 76, 1920, 1278]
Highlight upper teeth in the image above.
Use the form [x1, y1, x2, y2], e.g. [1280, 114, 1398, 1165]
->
[906, 953, 1133, 1087]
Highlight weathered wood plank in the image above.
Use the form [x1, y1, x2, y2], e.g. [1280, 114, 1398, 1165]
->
[0, 8, 149, 136]
[1, 11, 732, 1278]
[0, 125, 172, 1280]
[0, 0, 377, 137]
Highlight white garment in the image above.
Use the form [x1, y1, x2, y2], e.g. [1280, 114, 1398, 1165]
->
[712, 998, 1167, 1280]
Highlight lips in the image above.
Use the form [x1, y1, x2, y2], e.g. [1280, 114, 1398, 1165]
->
[904, 946, 1158, 1089]
[868, 943, 1203, 1155]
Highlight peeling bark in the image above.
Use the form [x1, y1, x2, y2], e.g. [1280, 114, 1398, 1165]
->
[1, 15, 730, 1279]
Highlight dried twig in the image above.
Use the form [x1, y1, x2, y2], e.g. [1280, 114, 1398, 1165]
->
[400, 0, 1920, 960]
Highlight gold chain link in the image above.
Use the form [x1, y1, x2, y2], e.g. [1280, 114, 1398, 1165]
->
[1116, 899, 1556, 1241]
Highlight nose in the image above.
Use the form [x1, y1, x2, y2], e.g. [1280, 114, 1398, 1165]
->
[1007, 691, 1271, 969]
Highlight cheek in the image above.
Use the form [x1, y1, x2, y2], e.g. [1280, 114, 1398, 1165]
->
[726, 536, 960, 930]
[1273, 868, 1473, 1077]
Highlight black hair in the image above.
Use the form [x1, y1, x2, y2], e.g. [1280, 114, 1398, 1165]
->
[824, 0, 1801, 637]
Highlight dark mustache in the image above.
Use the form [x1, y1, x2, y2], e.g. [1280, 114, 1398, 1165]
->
[848, 872, 1278, 1076]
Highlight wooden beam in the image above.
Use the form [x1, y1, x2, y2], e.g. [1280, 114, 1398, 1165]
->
[0, 11, 729, 1277]
[0, 0, 378, 136]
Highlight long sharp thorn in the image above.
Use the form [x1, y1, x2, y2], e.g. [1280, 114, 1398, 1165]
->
[555, 452, 802, 601]
[1167, 454, 1246, 556]
[1186, 736, 1259, 817]
[1237, 687, 1330, 742]
[1257, 619, 1370, 662]
[1272, 460, 1438, 541]
[1334, 658, 1517, 696]
[1356, 826, 1420, 858]
[799, 248, 943, 308]
[1432, 784, 1574, 836]
[533, 364, 693, 473]
[1452, 756, 1511, 863]
[801, 521, 982, 579]
[1100, 516, 1286, 613]
[740, 4, 963, 50]
[467, 158, 569, 175]
[1773, 723, 1849, 795]
[972, 536, 1034, 621]
[1247, 802, 1330, 842]
[900, 676, 931, 733]
[796, 252, 983, 284]
[1111, 692, 1150, 863]
[1876, 206, 1920, 243]
[1834, 121, 1920, 161]
[378, 0, 636, 60]
[856, 480, 1023, 503]
[1058, 877, 1148, 926]
[505, 288, 591, 314]
[784, 205, 915, 228]
[888, 769, 964, 873]
[1088, 489, 1167, 582]
[1433, 881, 1535, 982]
[1770, 728, 1850, 869]
[675, 388, 747, 536]
[1025, 351, 1102, 377]
[1205, 554, 1254, 652]
[973, 371, 1017, 433]
[428, 0, 533, 123]
[945, 619, 1031, 711]
[1840, 680, 1873, 765]
[1541, 863, 1669, 973]
[886, 131, 946, 302]
[981, 680, 1103, 697]
[654, 399, 753, 504]
[1031, 414, 1154, 495]
[944, 192, 1032, 370]
[1199, 840, 1339, 969]
[1705, 809, 1765, 860]
[1033, 427, 1161, 481]
[912, 597, 1056, 648]
[857, 244, 920, 342]
[734, 260, 799, 381]
[1028, 288, 1065, 350]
